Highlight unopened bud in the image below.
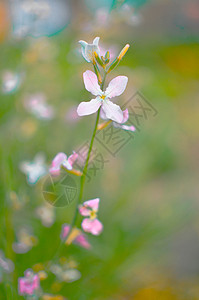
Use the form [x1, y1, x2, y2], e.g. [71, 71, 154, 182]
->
[65, 228, 81, 245]
[107, 58, 119, 73]
[105, 51, 110, 60]
[93, 64, 102, 84]
[97, 121, 111, 130]
[107, 44, 130, 73]
[68, 169, 83, 176]
[61, 165, 82, 176]
[118, 44, 130, 61]
[94, 51, 103, 67]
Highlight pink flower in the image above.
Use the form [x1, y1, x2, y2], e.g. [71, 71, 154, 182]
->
[100, 108, 136, 132]
[49, 152, 78, 176]
[61, 224, 91, 249]
[24, 93, 54, 120]
[79, 198, 103, 235]
[77, 70, 128, 123]
[18, 269, 39, 296]
[65, 105, 80, 124]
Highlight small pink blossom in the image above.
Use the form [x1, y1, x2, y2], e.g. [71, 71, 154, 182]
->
[77, 70, 128, 123]
[49, 152, 78, 176]
[24, 93, 54, 120]
[18, 269, 39, 296]
[79, 198, 103, 235]
[100, 108, 136, 132]
[65, 105, 80, 124]
[61, 224, 91, 249]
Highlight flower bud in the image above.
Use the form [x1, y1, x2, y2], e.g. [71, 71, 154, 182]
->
[93, 64, 102, 84]
[97, 121, 111, 130]
[94, 51, 103, 67]
[108, 44, 130, 73]
[118, 44, 130, 61]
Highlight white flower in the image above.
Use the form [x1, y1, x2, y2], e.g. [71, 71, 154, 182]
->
[19, 153, 47, 184]
[2, 71, 22, 94]
[77, 70, 128, 123]
[79, 37, 100, 62]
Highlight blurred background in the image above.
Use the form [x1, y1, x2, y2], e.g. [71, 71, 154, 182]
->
[0, 0, 199, 299]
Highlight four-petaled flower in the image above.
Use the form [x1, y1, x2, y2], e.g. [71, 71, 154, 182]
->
[18, 269, 40, 296]
[79, 198, 103, 235]
[101, 108, 136, 132]
[79, 37, 100, 63]
[77, 70, 128, 123]
[49, 152, 78, 176]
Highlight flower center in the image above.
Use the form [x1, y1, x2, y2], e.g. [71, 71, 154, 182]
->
[100, 94, 106, 100]
[90, 210, 97, 220]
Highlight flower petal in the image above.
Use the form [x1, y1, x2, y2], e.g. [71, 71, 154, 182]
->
[79, 205, 90, 217]
[93, 37, 100, 46]
[49, 152, 67, 175]
[100, 107, 108, 120]
[77, 97, 102, 116]
[79, 198, 100, 216]
[102, 100, 123, 123]
[113, 123, 136, 132]
[61, 224, 70, 239]
[62, 160, 73, 170]
[79, 40, 90, 62]
[105, 76, 128, 98]
[75, 234, 91, 249]
[51, 152, 67, 168]
[83, 198, 100, 212]
[83, 70, 102, 96]
[68, 151, 78, 167]
[81, 218, 103, 235]
[122, 108, 129, 123]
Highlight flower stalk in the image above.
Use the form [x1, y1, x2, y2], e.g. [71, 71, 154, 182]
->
[50, 68, 107, 264]
[48, 37, 131, 266]
[62, 69, 107, 242]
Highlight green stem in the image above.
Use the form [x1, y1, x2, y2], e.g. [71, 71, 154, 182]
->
[69, 71, 106, 229]
[69, 108, 100, 229]
[49, 71, 107, 264]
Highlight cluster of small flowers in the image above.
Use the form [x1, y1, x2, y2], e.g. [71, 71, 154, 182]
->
[78, 37, 135, 131]
[49, 152, 103, 235]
